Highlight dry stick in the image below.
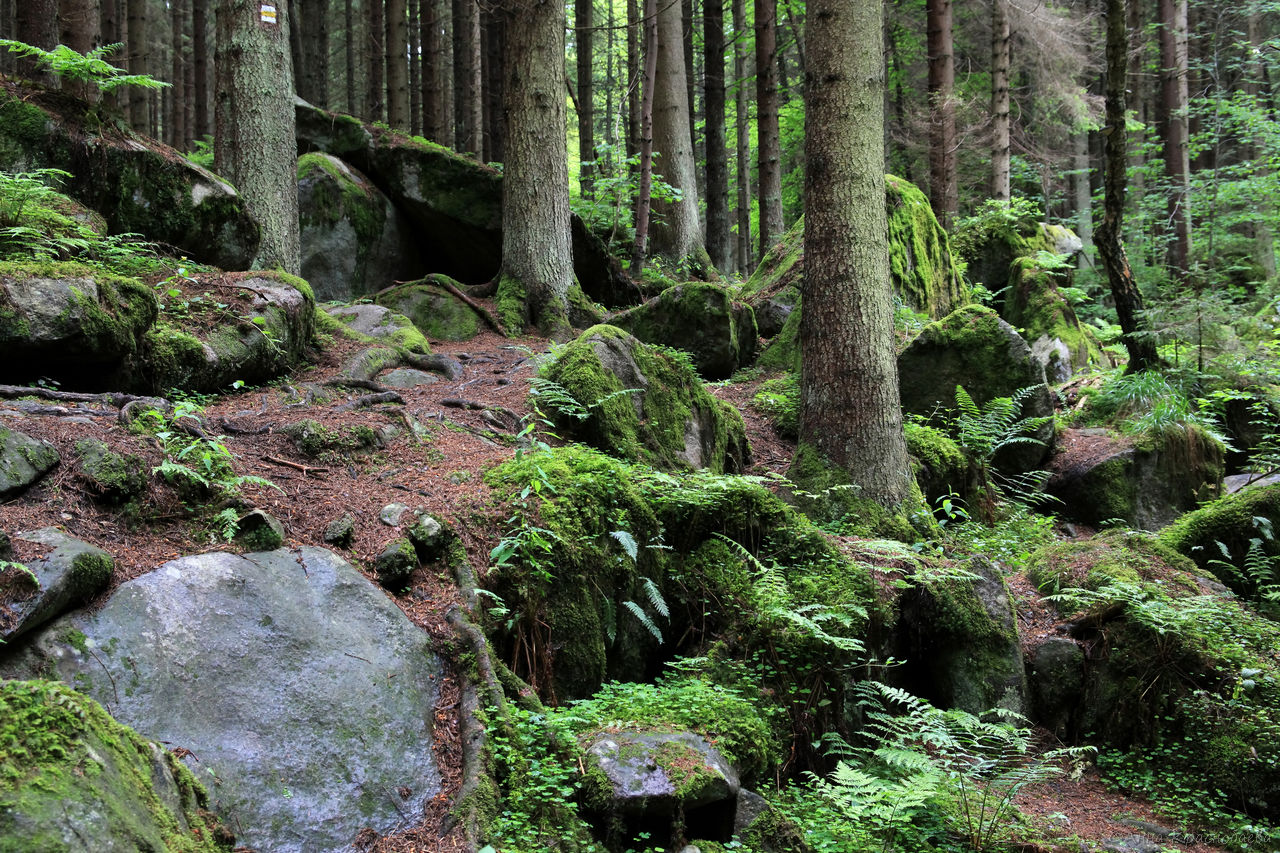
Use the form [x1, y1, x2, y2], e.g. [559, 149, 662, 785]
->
[261, 455, 329, 477]
[0, 384, 168, 409]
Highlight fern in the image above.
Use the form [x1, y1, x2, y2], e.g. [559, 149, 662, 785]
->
[609, 529, 639, 562]
[641, 576, 669, 618]
[622, 599, 663, 643]
[0, 40, 169, 92]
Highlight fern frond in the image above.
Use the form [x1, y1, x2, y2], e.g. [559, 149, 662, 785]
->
[622, 600, 663, 643]
[610, 529, 639, 562]
[641, 576, 669, 619]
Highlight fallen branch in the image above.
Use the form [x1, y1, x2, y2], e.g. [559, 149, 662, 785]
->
[323, 377, 389, 393]
[0, 384, 168, 410]
[338, 391, 404, 411]
[262, 455, 329, 477]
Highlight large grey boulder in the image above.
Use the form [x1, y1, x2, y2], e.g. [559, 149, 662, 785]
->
[142, 272, 314, 394]
[0, 425, 59, 497]
[1048, 426, 1224, 531]
[0, 262, 158, 388]
[610, 282, 758, 380]
[540, 325, 749, 473]
[0, 547, 443, 853]
[0, 528, 112, 643]
[582, 729, 740, 817]
[298, 153, 421, 302]
[0, 87, 259, 270]
[0, 679, 232, 853]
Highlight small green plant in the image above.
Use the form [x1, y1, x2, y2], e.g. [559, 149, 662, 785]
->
[0, 40, 169, 93]
[952, 384, 1053, 518]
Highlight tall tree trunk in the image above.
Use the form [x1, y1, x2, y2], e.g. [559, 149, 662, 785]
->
[126, 0, 149, 130]
[60, 0, 101, 99]
[386, 0, 409, 129]
[454, 0, 481, 155]
[682, 0, 696, 154]
[755, 0, 784, 256]
[193, 0, 210, 138]
[627, 0, 641, 158]
[297, 0, 330, 107]
[408, 0, 421, 134]
[651, 0, 708, 269]
[496, 0, 573, 337]
[990, 0, 1010, 202]
[482, 9, 505, 163]
[575, 0, 595, 195]
[182, 0, 194, 147]
[214, 0, 301, 274]
[632, 0, 659, 275]
[797, 0, 915, 515]
[345, 0, 356, 112]
[16, 0, 58, 85]
[1097, 0, 1158, 373]
[424, 0, 453, 145]
[1157, 0, 1191, 280]
[1073, 130, 1094, 270]
[704, 0, 731, 272]
[733, 0, 751, 273]
[170, 0, 186, 145]
[1248, 12, 1276, 279]
[926, 0, 956, 227]
[368, 0, 384, 121]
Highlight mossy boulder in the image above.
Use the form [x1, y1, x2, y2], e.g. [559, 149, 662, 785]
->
[1026, 530, 1280, 820]
[1, 528, 112, 644]
[0, 261, 158, 389]
[0, 84, 259, 270]
[956, 214, 1082, 297]
[297, 153, 421, 302]
[539, 325, 749, 473]
[1159, 482, 1280, 592]
[323, 303, 431, 353]
[233, 510, 285, 552]
[610, 282, 758, 380]
[375, 537, 417, 589]
[743, 176, 968, 367]
[581, 729, 739, 819]
[0, 679, 232, 853]
[1049, 426, 1224, 531]
[141, 271, 314, 394]
[1003, 257, 1102, 382]
[75, 438, 147, 504]
[905, 421, 975, 508]
[0, 426, 58, 498]
[375, 278, 481, 341]
[888, 557, 1026, 714]
[897, 304, 1054, 472]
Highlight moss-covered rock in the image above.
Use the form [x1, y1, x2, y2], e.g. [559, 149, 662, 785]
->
[1159, 482, 1280, 591]
[1049, 426, 1224, 531]
[141, 271, 314, 394]
[610, 282, 758, 380]
[539, 325, 749, 473]
[233, 509, 285, 552]
[580, 729, 739, 818]
[375, 537, 417, 589]
[1026, 530, 1280, 820]
[786, 442, 932, 541]
[0, 426, 59, 498]
[0, 84, 259, 270]
[954, 210, 1082, 297]
[905, 421, 974, 508]
[75, 438, 146, 504]
[897, 304, 1054, 472]
[0, 679, 233, 853]
[0, 261, 158, 389]
[1, 528, 112, 644]
[297, 153, 421, 302]
[281, 419, 381, 461]
[1003, 257, 1102, 382]
[376, 277, 482, 341]
[323, 303, 431, 353]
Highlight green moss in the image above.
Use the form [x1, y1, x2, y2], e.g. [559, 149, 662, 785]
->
[0, 679, 231, 852]
[284, 419, 380, 461]
[1003, 257, 1101, 374]
[1159, 482, 1280, 585]
[885, 175, 969, 317]
[1027, 530, 1199, 596]
[378, 277, 483, 342]
[787, 442, 931, 541]
[755, 296, 801, 371]
[297, 153, 386, 249]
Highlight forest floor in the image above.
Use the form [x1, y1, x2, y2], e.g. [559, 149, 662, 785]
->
[0, 321, 1229, 853]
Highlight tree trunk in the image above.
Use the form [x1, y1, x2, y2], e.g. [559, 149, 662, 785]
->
[1247, 12, 1276, 279]
[126, 0, 150, 131]
[60, 0, 101, 99]
[482, 10, 505, 163]
[797, 0, 914, 513]
[732, 0, 751, 273]
[368, 0, 384, 121]
[755, 0, 784, 256]
[1097, 0, 1159, 373]
[990, 0, 1010, 202]
[386, 0, 409, 129]
[454, 0, 481, 155]
[627, 0, 641, 157]
[926, 0, 956, 227]
[704, 0, 731, 272]
[296, 0, 330, 107]
[345, 0, 356, 112]
[215, 0, 301, 274]
[1073, 130, 1094, 270]
[16, 0, 58, 85]
[651, 0, 708, 269]
[424, 0, 452, 145]
[1157, 0, 1191, 280]
[193, 0, 210, 139]
[575, 0, 594, 195]
[631, 0, 659, 275]
[496, 0, 573, 337]
[170, 0, 186, 145]
[682, 0, 696, 155]
[408, 0, 421, 134]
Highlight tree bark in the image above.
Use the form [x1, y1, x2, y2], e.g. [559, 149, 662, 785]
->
[496, 0, 573, 337]
[798, 0, 914, 512]
[926, 0, 956, 227]
[125, 0, 149, 129]
[755, 0, 784, 256]
[215, 0, 301, 275]
[453, 0, 482, 156]
[1073, 130, 1094, 270]
[1157, 0, 1191, 280]
[17, 0, 58, 85]
[345, 0, 356, 112]
[651, 0, 709, 269]
[1097, 0, 1159, 373]
[704, 0, 731, 272]
[368, 0, 384, 121]
[409, 0, 421, 134]
[423, 0, 453, 145]
[575, 0, 595, 195]
[60, 0, 101, 99]
[482, 8, 505, 163]
[632, 0, 659, 275]
[386, 0, 409, 129]
[732, 0, 751, 273]
[193, 0, 211, 139]
[990, 0, 1010, 202]
[296, 0, 330, 107]
[627, 0, 641, 157]
[170, 0, 187, 145]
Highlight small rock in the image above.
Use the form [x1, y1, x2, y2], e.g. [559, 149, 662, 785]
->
[407, 514, 449, 562]
[380, 503, 411, 526]
[323, 514, 356, 548]
[75, 438, 147, 503]
[375, 537, 417, 589]
[2, 528, 113, 643]
[0, 426, 59, 497]
[378, 368, 440, 389]
[0, 530, 11, 561]
[234, 509, 286, 552]
[1101, 835, 1164, 853]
